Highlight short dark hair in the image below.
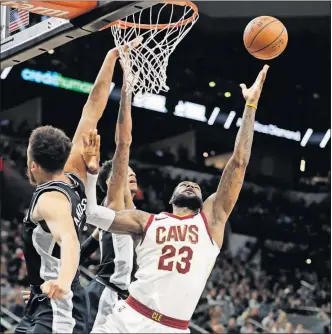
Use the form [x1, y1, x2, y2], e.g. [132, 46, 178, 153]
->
[97, 160, 113, 193]
[29, 125, 72, 174]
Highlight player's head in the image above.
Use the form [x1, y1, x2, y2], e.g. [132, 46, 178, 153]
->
[27, 126, 72, 185]
[97, 160, 138, 196]
[169, 181, 203, 212]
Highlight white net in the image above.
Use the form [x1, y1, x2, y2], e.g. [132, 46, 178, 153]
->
[111, 2, 199, 96]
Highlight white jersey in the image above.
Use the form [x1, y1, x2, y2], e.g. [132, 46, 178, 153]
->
[129, 211, 220, 321]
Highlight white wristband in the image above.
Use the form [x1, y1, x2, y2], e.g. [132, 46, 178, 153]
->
[85, 172, 115, 231]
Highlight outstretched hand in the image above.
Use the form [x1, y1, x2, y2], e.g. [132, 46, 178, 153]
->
[82, 129, 101, 175]
[240, 65, 269, 105]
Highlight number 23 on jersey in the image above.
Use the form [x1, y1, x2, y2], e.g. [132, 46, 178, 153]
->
[158, 245, 193, 274]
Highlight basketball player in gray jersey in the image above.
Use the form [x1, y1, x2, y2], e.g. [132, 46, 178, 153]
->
[14, 45, 129, 334]
[80, 65, 139, 332]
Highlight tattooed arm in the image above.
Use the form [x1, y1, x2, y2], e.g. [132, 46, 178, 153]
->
[203, 65, 269, 248]
[104, 66, 133, 211]
[110, 209, 150, 236]
[85, 171, 150, 235]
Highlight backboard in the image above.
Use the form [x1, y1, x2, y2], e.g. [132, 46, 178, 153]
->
[0, 1, 159, 70]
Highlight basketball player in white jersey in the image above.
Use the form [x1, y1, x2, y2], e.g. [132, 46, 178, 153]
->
[83, 65, 269, 333]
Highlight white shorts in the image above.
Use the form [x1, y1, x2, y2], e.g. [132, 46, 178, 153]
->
[91, 300, 190, 334]
[92, 285, 119, 329]
[86, 278, 120, 332]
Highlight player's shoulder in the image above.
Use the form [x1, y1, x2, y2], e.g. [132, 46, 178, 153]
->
[32, 191, 71, 222]
[153, 212, 205, 221]
[153, 212, 170, 221]
[38, 189, 69, 207]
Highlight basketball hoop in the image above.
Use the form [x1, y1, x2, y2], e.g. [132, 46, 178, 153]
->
[109, 1, 199, 96]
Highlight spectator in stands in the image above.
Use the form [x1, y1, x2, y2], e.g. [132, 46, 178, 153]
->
[240, 322, 255, 333]
[207, 288, 217, 304]
[271, 322, 281, 333]
[9, 286, 25, 318]
[262, 311, 274, 328]
[206, 316, 223, 333]
[211, 323, 225, 334]
[277, 311, 288, 330]
[295, 324, 307, 333]
[227, 318, 239, 334]
[285, 322, 293, 334]
[248, 307, 260, 322]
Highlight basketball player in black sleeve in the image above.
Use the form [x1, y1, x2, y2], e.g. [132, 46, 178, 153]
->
[14, 44, 135, 333]
[14, 126, 88, 334]
[82, 66, 139, 332]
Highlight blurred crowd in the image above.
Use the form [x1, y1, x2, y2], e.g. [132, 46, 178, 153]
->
[1, 214, 28, 319]
[194, 248, 330, 334]
[1, 121, 330, 333]
[1, 120, 29, 176]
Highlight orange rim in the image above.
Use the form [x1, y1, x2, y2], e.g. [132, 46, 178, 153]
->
[105, 1, 198, 30]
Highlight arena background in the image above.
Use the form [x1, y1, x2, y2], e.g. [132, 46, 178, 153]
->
[0, 1, 331, 333]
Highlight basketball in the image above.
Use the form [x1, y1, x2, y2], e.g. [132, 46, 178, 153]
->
[243, 16, 288, 60]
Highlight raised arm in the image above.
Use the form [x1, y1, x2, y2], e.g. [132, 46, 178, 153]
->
[64, 38, 142, 183]
[105, 63, 133, 210]
[82, 129, 150, 235]
[203, 65, 269, 248]
[64, 49, 118, 182]
[35, 191, 80, 299]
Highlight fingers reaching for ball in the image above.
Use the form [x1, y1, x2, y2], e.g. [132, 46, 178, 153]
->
[256, 65, 269, 88]
[240, 65, 269, 105]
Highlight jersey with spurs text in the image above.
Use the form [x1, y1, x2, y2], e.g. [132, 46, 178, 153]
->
[22, 173, 86, 285]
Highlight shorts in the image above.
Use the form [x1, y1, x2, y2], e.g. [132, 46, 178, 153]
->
[91, 299, 190, 334]
[85, 278, 121, 333]
[14, 281, 89, 334]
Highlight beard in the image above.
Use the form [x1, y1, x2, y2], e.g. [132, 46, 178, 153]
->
[171, 193, 203, 211]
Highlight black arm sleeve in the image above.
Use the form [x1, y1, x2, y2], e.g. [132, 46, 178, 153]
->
[80, 235, 99, 264]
